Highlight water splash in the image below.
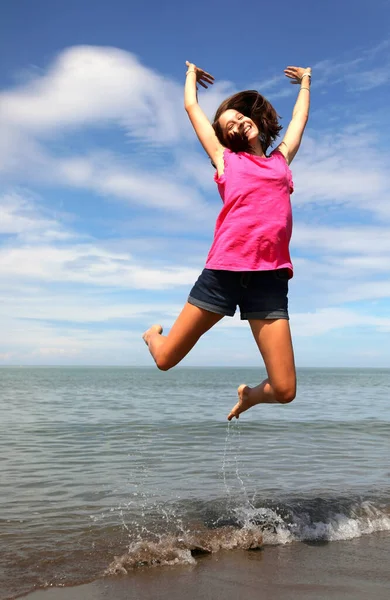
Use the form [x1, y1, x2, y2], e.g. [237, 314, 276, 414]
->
[105, 496, 390, 575]
[221, 420, 255, 514]
[106, 524, 264, 574]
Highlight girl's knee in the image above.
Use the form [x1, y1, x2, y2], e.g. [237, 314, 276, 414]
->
[155, 352, 177, 371]
[274, 381, 296, 404]
[155, 357, 172, 371]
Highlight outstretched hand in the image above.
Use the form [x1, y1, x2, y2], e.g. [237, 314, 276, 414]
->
[284, 66, 312, 84]
[185, 61, 215, 89]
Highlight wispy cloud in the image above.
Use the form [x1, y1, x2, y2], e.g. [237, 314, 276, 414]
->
[0, 242, 200, 289]
[0, 192, 74, 240]
[251, 39, 390, 95]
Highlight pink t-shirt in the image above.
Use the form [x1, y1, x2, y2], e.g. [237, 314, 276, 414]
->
[205, 149, 294, 276]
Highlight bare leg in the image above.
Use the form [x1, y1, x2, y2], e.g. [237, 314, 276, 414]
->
[143, 303, 224, 371]
[228, 319, 296, 420]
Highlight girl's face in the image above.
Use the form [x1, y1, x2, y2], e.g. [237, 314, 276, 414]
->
[218, 109, 259, 143]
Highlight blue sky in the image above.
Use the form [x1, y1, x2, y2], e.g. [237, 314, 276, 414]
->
[1, 0, 390, 367]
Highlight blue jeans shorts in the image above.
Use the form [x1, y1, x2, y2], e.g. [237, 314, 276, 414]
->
[188, 268, 289, 320]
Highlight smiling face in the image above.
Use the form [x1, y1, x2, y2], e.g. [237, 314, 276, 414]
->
[218, 109, 259, 144]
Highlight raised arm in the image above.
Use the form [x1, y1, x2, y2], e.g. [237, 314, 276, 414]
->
[277, 66, 311, 165]
[184, 61, 224, 172]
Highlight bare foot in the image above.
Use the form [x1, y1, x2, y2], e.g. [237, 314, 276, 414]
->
[142, 324, 163, 346]
[227, 384, 256, 421]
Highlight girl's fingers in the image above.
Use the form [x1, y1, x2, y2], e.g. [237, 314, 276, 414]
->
[198, 80, 208, 88]
[197, 67, 214, 78]
[199, 72, 214, 82]
[198, 74, 214, 86]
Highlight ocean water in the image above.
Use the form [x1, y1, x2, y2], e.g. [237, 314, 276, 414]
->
[1, 367, 390, 599]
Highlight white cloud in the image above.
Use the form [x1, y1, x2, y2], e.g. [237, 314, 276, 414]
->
[347, 67, 390, 91]
[292, 129, 390, 217]
[0, 192, 73, 240]
[36, 347, 81, 357]
[329, 280, 390, 304]
[0, 243, 199, 289]
[293, 224, 390, 255]
[0, 292, 182, 324]
[1, 144, 216, 221]
[0, 192, 204, 292]
[0, 190, 210, 295]
[0, 46, 232, 225]
[291, 307, 390, 337]
[0, 316, 143, 364]
[310, 39, 390, 91]
[251, 73, 285, 92]
[55, 152, 212, 214]
[0, 47, 173, 138]
[0, 46, 232, 146]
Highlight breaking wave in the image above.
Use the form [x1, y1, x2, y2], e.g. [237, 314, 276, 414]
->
[106, 493, 390, 574]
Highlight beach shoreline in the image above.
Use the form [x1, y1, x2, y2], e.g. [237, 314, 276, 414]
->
[23, 531, 390, 600]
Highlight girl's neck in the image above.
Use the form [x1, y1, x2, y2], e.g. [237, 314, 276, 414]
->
[250, 138, 265, 157]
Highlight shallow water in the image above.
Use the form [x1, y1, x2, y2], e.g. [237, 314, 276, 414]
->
[1, 367, 390, 598]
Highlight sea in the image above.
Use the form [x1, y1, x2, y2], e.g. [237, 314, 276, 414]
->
[1, 366, 390, 599]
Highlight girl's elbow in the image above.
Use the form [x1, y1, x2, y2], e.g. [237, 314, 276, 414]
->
[185, 102, 197, 113]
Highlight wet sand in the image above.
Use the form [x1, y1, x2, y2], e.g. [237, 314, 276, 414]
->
[24, 532, 390, 600]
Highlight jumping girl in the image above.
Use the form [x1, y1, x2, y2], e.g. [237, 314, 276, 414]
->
[143, 61, 311, 420]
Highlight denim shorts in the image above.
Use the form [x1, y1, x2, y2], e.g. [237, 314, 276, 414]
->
[188, 268, 289, 320]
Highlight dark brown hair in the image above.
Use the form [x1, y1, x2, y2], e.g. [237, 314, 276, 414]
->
[212, 90, 283, 154]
